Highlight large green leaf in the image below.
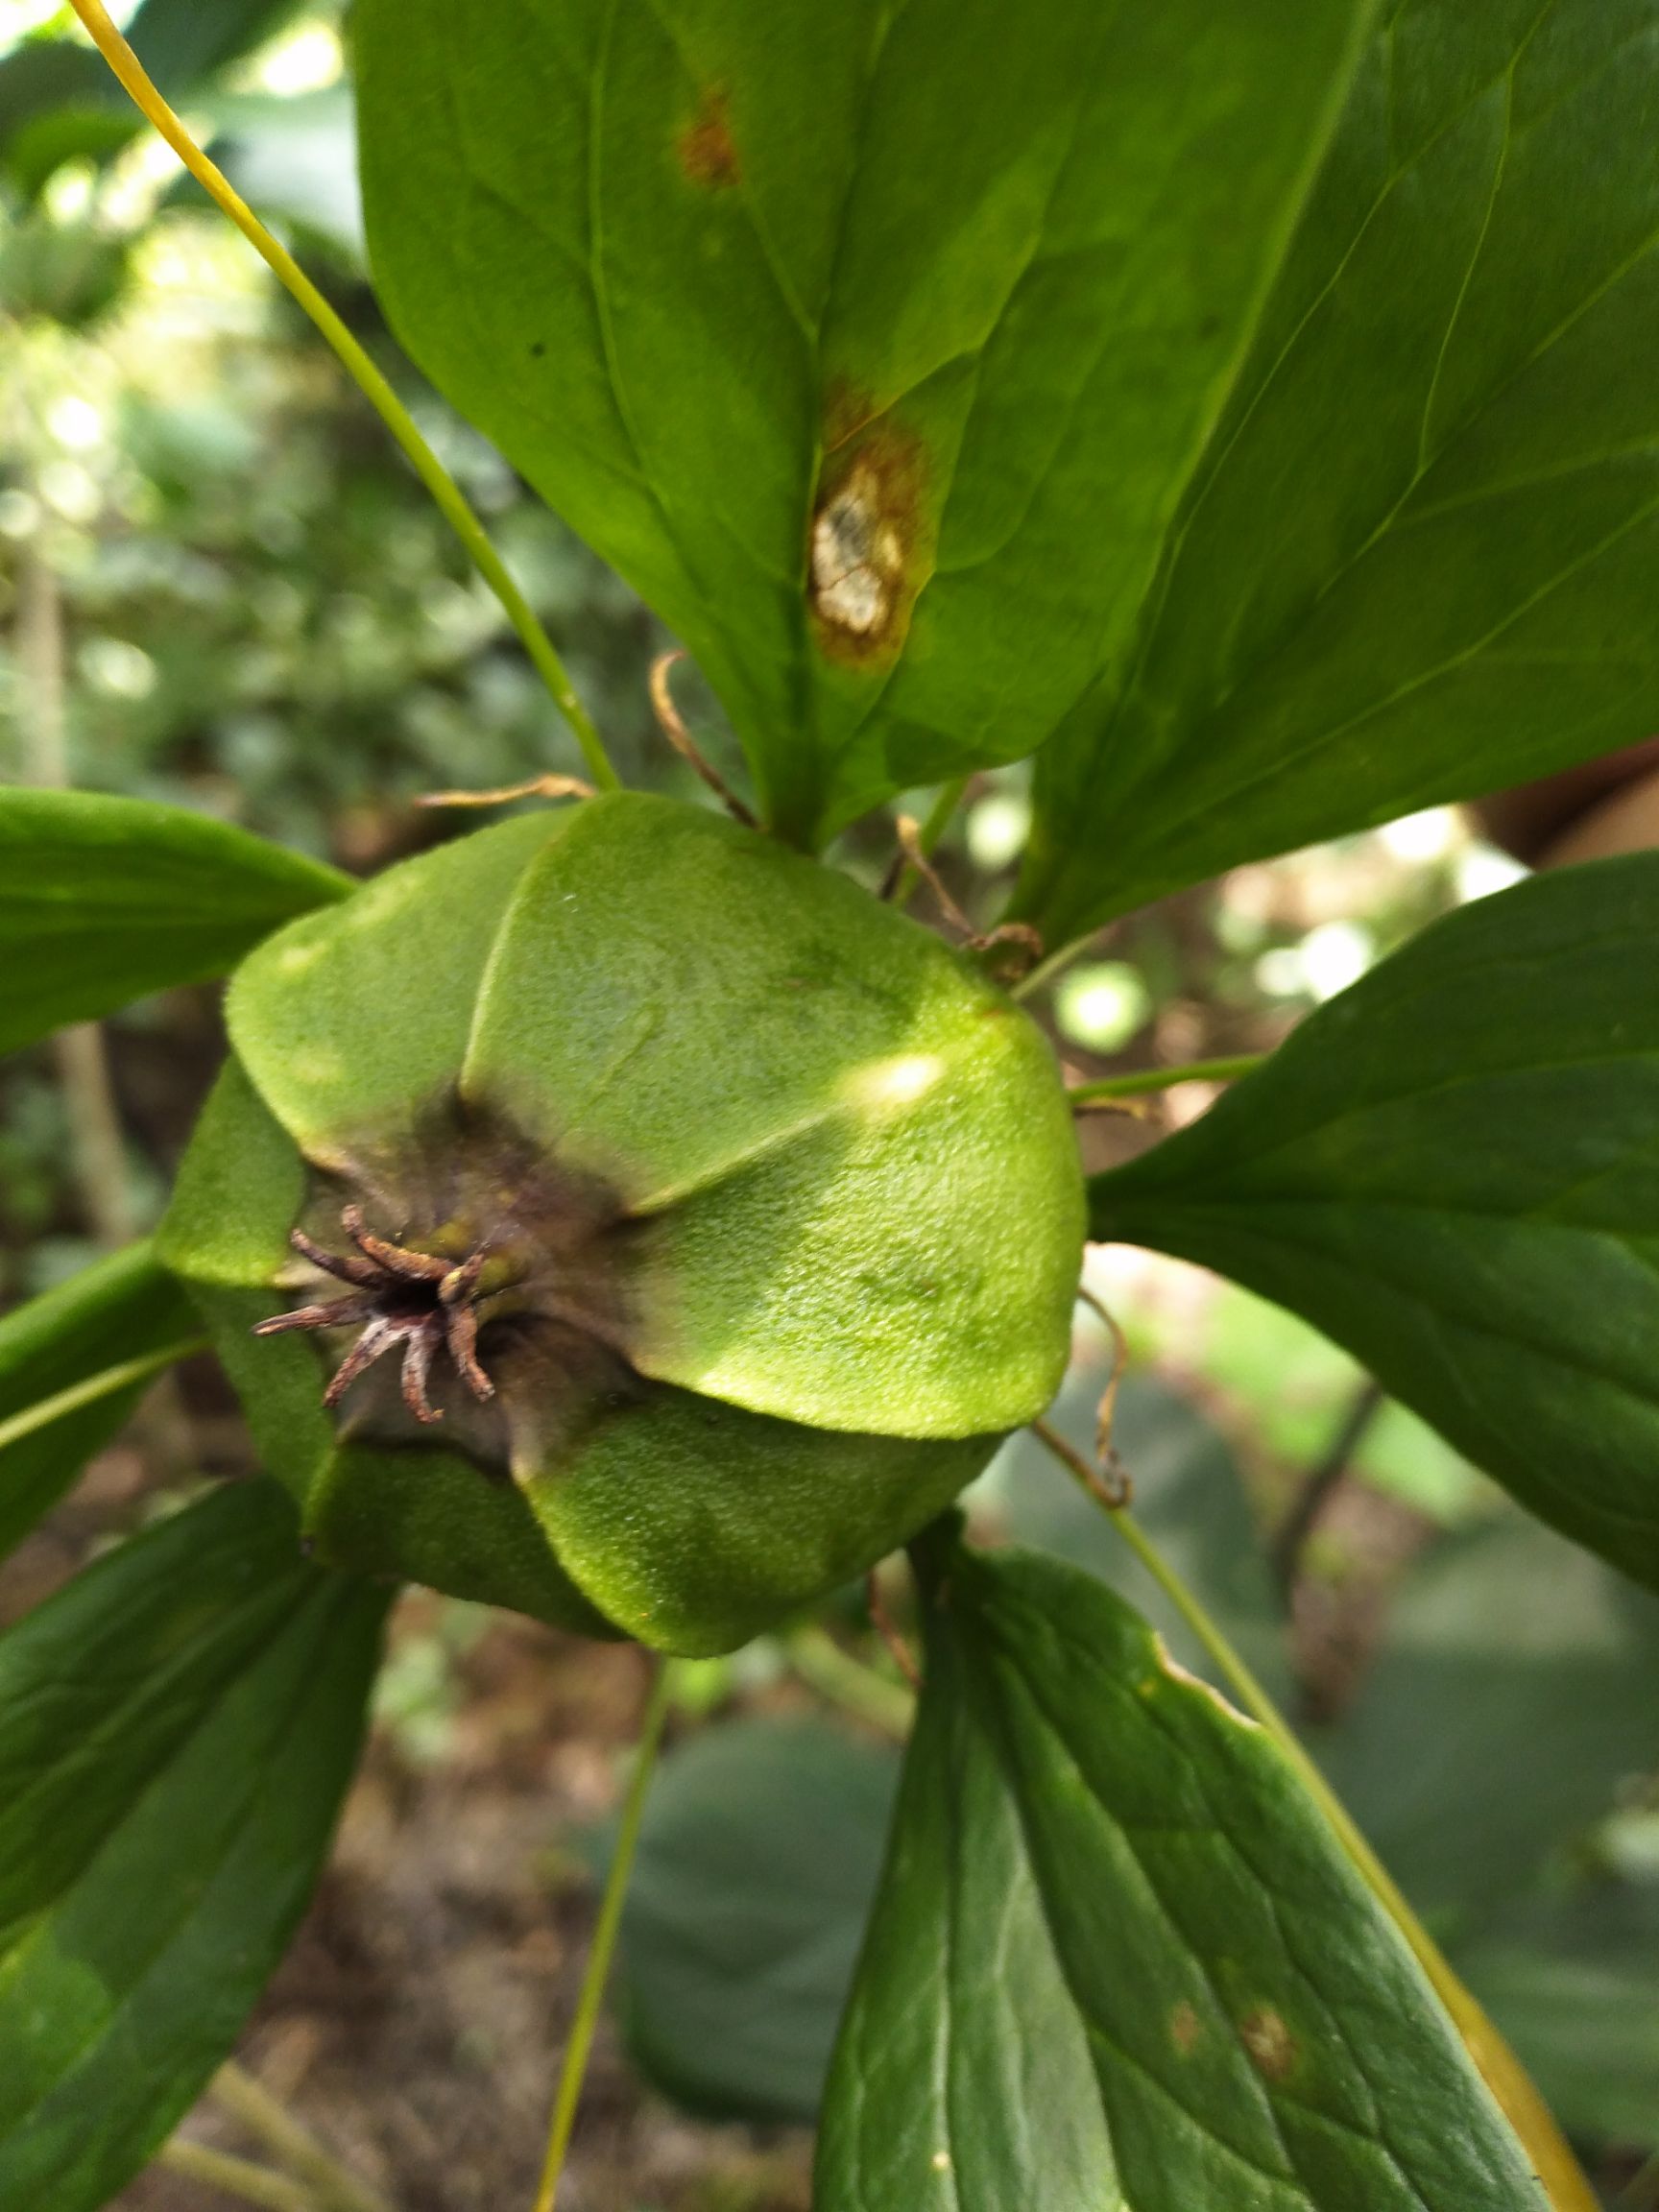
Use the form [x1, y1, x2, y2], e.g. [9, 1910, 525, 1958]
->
[1318, 1506, 1659, 1930]
[1456, 1884, 1659, 2149]
[0, 1479, 387, 2212]
[355, 0, 1375, 844]
[1090, 855, 1659, 1594]
[0, 1240, 200, 1564]
[0, 788, 348, 1056]
[818, 1532, 1546, 2210]
[1020, 0, 1659, 944]
[613, 1718, 899, 2123]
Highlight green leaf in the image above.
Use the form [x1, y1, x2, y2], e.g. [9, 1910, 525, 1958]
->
[355, 0, 1374, 844]
[0, 789, 349, 1056]
[0, 1240, 199, 1563]
[1455, 1884, 1659, 2149]
[1021, 0, 1659, 943]
[1089, 855, 1659, 1594]
[613, 1717, 900, 2123]
[0, 1479, 387, 2212]
[818, 1534, 1547, 2211]
[0, 0, 302, 196]
[1317, 1505, 1659, 1929]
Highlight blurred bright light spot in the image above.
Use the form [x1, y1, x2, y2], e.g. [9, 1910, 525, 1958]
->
[0, 5, 80, 57]
[1300, 919, 1373, 1000]
[48, 395, 103, 450]
[38, 459, 101, 522]
[42, 164, 94, 221]
[1456, 844, 1528, 904]
[1254, 947, 1307, 999]
[1056, 963, 1150, 1051]
[1379, 805, 1458, 863]
[79, 637, 157, 700]
[255, 21, 343, 95]
[967, 791, 1030, 871]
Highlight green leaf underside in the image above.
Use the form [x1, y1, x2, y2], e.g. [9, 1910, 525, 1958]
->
[1090, 854, 1659, 1592]
[228, 795, 1082, 1441]
[0, 1480, 387, 2212]
[1022, 0, 1659, 942]
[614, 1718, 901, 2122]
[0, 789, 349, 1057]
[0, 1241, 198, 1563]
[818, 1537, 1543, 2212]
[355, 0, 1374, 845]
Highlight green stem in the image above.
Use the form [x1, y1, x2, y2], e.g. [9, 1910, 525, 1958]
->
[532, 1658, 674, 2212]
[156, 2140, 319, 2212]
[0, 1338, 205, 1456]
[1068, 1053, 1266, 1106]
[1009, 932, 1092, 1003]
[211, 2062, 392, 2212]
[1030, 1416, 1599, 2212]
[784, 1623, 914, 1740]
[890, 776, 970, 911]
[64, 0, 618, 795]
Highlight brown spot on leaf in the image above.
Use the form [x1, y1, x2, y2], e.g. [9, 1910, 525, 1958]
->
[1238, 2008, 1297, 2081]
[1170, 2002, 1201, 2056]
[678, 88, 739, 190]
[808, 399, 927, 664]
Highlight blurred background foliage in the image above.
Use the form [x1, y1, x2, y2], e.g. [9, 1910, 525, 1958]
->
[0, 7, 1652, 2207]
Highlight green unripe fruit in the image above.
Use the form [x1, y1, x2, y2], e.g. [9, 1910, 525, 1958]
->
[159, 794, 1084, 1653]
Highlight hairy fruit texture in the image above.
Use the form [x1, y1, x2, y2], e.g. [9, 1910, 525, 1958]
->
[159, 795, 1084, 1654]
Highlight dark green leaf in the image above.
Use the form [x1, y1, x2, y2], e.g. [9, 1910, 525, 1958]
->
[818, 1534, 1546, 2211]
[355, 0, 1373, 844]
[0, 1, 302, 194]
[1456, 1884, 1659, 2148]
[614, 1718, 899, 2123]
[0, 1239, 199, 1564]
[0, 1479, 387, 2212]
[1020, 0, 1659, 943]
[1317, 1507, 1659, 1929]
[1090, 855, 1659, 1593]
[0, 788, 349, 1055]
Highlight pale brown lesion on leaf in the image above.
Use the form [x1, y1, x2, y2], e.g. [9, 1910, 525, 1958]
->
[808, 397, 928, 666]
[1170, 2001, 1202, 2056]
[1238, 2006, 1298, 2082]
[677, 85, 740, 190]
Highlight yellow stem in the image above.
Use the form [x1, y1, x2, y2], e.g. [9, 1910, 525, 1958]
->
[63, 0, 618, 794]
[1031, 1416, 1599, 2212]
